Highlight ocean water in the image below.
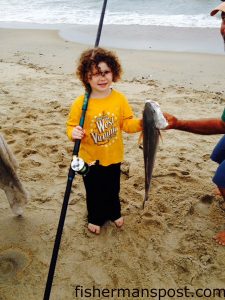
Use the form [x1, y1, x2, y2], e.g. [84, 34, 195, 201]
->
[0, 0, 223, 28]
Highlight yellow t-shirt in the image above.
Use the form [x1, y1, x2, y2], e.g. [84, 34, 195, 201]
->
[66, 89, 142, 166]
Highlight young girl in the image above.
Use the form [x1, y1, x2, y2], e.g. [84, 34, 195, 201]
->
[66, 48, 142, 234]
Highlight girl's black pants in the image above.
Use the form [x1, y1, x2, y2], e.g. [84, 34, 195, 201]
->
[83, 163, 121, 226]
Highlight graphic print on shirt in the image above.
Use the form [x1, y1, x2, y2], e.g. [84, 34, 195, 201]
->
[90, 111, 118, 147]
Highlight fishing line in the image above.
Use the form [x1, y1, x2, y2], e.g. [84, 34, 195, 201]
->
[43, 1, 108, 299]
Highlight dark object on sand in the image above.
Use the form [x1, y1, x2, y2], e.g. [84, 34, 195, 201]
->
[0, 134, 28, 215]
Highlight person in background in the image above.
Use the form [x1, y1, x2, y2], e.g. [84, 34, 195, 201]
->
[165, 2, 225, 246]
[210, 1, 225, 45]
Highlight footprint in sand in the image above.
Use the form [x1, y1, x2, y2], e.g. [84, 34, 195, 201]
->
[141, 212, 165, 229]
[6, 139, 16, 145]
[202, 153, 210, 161]
[200, 194, 214, 204]
[58, 163, 67, 169]
[0, 248, 32, 282]
[132, 177, 144, 191]
[48, 101, 61, 110]
[22, 148, 38, 158]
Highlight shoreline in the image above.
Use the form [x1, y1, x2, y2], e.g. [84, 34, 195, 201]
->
[0, 22, 224, 54]
[59, 24, 223, 55]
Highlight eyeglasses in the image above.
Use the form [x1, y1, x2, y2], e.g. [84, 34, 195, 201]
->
[91, 70, 112, 78]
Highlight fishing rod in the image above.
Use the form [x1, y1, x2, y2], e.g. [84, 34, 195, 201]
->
[43, 1, 108, 299]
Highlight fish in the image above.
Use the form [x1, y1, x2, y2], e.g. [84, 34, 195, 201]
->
[141, 101, 164, 208]
[0, 134, 28, 215]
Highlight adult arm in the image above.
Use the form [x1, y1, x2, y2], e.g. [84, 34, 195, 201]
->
[164, 113, 225, 135]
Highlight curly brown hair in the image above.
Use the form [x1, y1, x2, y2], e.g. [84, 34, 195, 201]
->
[76, 47, 122, 91]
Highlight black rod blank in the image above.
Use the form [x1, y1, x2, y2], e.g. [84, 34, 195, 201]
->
[95, 0, 108, 47]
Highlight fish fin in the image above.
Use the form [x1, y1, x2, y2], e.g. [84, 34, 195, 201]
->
[159, 130, 163, 143]
[138, 132, 143, 149]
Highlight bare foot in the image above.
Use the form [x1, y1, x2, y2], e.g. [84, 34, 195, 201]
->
[213, 231, 225, 246]
[88, 223, 100, 234]
[114, 217, 124, 228]
[213, 188, 221, 196]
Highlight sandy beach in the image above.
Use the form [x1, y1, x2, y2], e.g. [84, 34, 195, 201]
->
[0, 27, 225, 300]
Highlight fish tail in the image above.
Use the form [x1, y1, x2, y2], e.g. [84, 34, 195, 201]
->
[142, 194, 149, 209]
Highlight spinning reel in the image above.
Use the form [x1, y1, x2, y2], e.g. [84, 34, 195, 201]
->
[71, 156, 90, 176]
